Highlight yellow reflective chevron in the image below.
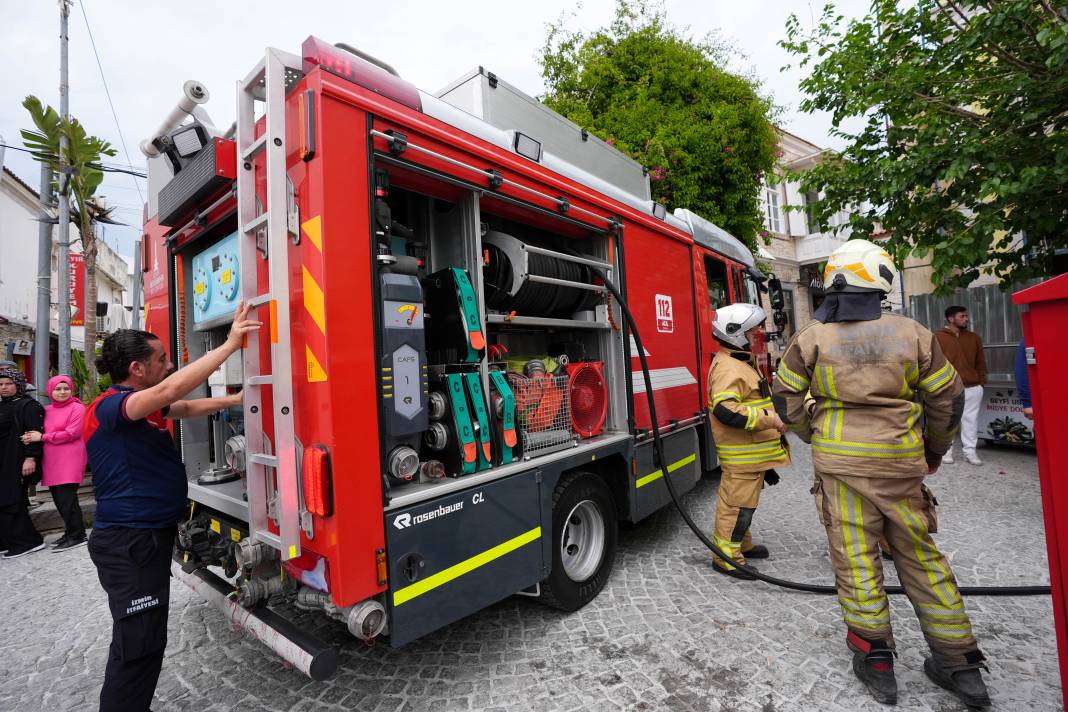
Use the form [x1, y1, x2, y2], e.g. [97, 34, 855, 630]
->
[713, 533, 743, 570]
[836, 481, 889, 634]
[712, 390, 742, 405]
[918, 362, 957, 395]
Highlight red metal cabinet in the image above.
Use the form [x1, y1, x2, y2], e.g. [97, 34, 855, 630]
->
[1013, 273, 1068, 709]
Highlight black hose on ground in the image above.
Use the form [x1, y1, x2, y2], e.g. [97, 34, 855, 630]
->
[583, 258, 1049, 597]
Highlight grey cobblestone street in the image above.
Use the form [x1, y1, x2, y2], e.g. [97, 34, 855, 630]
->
[0, 438, 1060, 712]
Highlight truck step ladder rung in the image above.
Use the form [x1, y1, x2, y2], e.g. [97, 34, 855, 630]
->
[243, 213, 268, 234]
[237, 47, 305, 562]
[248, 453, 279, 468]
[242, 135, 268, 161]
[254, 530, 281, 548]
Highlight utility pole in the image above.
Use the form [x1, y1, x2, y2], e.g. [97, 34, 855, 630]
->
[131, 239, 142, 329]
[34, 160, 56, 402]
[56, 0, 73, 376]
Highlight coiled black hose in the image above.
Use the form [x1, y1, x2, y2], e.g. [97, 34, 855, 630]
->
[581, 257, 1050, 597]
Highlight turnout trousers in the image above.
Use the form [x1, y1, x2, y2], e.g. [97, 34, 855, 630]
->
[712, 468, 765, 569]
[89, 526, 176, 712]
[813, 472, 984, 671]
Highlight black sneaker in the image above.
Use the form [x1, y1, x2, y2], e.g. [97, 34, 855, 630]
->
[853, 649, 898, 705]
[52, 537, 87, 552]
[50, 536, 69, 550]
[3, 542, 47, 559]
[712, 561, 757, 580]
[924, 657, 990, 709]
[741, 544, 770, 559]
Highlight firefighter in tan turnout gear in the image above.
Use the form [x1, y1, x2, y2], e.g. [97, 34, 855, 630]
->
[707, 303, 790, 580]
[772, 239, 990, 709]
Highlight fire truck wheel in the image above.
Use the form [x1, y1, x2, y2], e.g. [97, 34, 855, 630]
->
[539, 471, 618, 612]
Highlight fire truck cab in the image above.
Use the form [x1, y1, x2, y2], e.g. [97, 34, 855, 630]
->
[139, 37, 774, 678]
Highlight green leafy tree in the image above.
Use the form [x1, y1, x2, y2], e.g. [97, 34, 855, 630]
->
[22, 96, 118, 394]
[539, 0, 779, 248]
[781, 1, 1068, 292]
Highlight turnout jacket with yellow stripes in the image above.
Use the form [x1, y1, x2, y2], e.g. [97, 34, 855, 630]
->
[707, 348, 790, 473]
[772, 312, 964, 478]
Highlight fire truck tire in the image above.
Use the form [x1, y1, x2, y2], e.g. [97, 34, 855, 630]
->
[539, 471, 618, 612]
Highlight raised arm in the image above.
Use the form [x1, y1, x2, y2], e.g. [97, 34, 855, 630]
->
[166, 392, 242, 420]
[124, 302, 260, 422]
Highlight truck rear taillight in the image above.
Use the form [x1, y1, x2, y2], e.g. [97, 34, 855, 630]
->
[302, 444, 333, 517]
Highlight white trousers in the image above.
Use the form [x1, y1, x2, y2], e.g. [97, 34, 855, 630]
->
[947, 385, 984, 456]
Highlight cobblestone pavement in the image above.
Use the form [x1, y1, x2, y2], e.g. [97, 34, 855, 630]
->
[0, 439, 1060, 712]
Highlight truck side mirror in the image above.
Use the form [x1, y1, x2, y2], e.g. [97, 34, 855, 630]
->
[768, 274, 785, 311]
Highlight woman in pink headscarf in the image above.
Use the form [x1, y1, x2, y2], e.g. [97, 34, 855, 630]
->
[21, 375, 87, 551]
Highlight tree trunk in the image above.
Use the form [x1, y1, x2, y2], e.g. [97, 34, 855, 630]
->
[82, 219, 99, 397]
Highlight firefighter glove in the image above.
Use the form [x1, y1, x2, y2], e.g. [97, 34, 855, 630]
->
[764, 469, 781, 487]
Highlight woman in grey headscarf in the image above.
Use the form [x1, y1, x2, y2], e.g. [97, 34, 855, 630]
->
[0, 368, 46, 558]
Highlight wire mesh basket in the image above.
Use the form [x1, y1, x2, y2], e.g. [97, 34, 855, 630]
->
[506, 372, 576, 457]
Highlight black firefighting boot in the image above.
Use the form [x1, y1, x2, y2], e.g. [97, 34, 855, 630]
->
[741, 544, 769, 559]
[923, 655, 991, 709]
[711, 560, 757, 580]
[848, 632, 898, 705]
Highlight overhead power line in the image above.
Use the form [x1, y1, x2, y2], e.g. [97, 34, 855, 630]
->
[78, 0, 145, 204]
[0, 143, 147, 178]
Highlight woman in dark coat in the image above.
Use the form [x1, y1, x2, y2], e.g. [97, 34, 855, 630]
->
[0, 368, 46, 558]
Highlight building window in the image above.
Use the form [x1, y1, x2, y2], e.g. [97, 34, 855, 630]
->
[761, 186, 782, 233]
[97, 316, 106, 332]
[804, 189, 826, 235]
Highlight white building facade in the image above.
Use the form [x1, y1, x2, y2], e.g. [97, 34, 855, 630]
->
[0, 166, 131, 376]
[755, 130, 902, 353]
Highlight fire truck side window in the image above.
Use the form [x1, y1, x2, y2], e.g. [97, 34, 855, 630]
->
[704, 256, 729, 310]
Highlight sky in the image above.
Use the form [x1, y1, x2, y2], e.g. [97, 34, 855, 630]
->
[0, 0, 870, 259]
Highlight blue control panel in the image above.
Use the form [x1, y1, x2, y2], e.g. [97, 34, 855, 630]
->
[191, 231, 241, 325]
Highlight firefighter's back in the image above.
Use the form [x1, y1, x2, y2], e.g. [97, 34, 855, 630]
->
[789, 312, 944, 477]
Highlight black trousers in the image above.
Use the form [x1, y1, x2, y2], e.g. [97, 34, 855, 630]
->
[89, 527, 176, 712]
[50, 483, 86, 541]
[0, 501, 43, 553]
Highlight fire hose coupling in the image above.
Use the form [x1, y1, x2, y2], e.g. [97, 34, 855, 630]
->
[233, 537, 277, 572]
[236, 575, 288, 607]
[388, 446, 420, 481]
[294, 588, 388, 640]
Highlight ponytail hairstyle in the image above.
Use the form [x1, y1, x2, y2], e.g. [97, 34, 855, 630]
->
[96, 329, 160, 383]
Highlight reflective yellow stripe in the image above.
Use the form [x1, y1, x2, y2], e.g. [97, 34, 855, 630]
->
[901, 402, 922, 444]
[920, 620, 974, 639]
[813, 438, 924, 458]
[744, 406, 757, 430]
[712, 391, 741, 405]
[717, 439, 783, 452]
[392, 527, 542, 606]
[713, 533, 742, 570]
[838, 481, 879, 604]
[918, 362, 956, 394]
[895, 501, 961, 608]
[742, 397, 772, 408]
[636, 453, 696, 489]
[840, 595, 888, 613]
[776, 364, 809, 390]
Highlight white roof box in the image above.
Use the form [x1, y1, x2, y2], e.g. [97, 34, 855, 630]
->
[673, 208, 759, 274]
[436, 68, 651, 202]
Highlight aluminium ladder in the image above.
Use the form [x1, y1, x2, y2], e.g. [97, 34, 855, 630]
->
[235, 48, 304, 561]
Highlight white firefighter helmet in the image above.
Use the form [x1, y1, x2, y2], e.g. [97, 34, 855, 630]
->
[823, 239, 896, 294]
[712, 303, 766, 350]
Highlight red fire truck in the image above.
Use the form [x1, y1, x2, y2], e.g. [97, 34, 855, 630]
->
[139, 37, 780, 678]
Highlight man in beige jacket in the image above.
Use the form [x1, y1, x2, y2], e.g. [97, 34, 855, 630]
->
[773, 239, 989, 709]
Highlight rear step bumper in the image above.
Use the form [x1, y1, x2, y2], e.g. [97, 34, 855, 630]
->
[170, 560, 338, 680]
